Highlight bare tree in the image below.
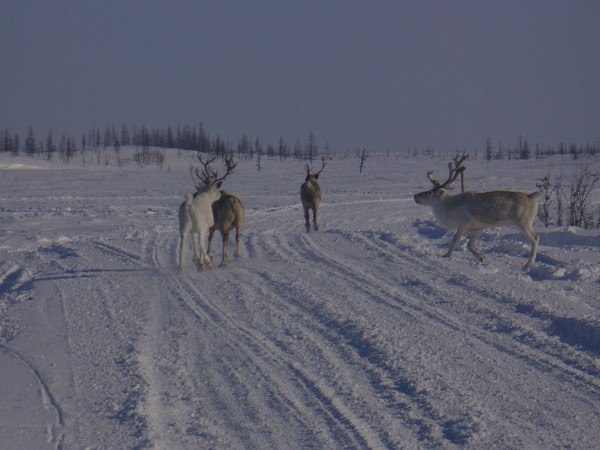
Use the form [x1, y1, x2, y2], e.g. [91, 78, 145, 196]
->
[46, 130, 56, 160]
[536, 174, 554, 227]
[25, 127, 36, 157]
[567, 165, 600, 228]
[485, 137, 493, 162]
[359, 148, 367, 173]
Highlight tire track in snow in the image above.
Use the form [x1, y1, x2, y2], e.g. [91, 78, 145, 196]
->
[0, 344, 64, 449]
[303, 230, 600, 387]
[234, 204, 489, 445]
[87, 239, 145, 266]
[136, 200, 599, 448]
[339, 228, 600, 392]
[255, 229, 473, 445]
[276, 229, 600, 445]
[175, 237, 384, 449]
[11, 249, 76, 449]
[208, 266, 419, 448]
[285, 225, 600, 446]
[36, 237, 151, 448]
[204, 219, 452, 446]
[247, 266, 447, 446]
[143, 228, 387, 449]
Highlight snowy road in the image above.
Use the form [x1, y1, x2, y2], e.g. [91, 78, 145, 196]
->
[1, 152, 599, 448]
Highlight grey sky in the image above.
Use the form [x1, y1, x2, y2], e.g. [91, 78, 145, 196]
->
[1, 0, 599, 152]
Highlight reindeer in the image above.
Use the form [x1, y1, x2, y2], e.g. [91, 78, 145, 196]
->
[300, 158, 326, 232]
[413, 153, 542, 270]
[177, 153, 235, 272]
[205, 156, 245, 267]
[207, 191, 245, 267]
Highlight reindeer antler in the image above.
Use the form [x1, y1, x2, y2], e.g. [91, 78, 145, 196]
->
[191, 153, 217, 189]
[427, 152, 468, 190]
[315, 157, 326, 176]
[211, 154, 237, 185]
[305, 158, 326, 176]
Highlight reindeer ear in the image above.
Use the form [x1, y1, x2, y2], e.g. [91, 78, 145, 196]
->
[314, 173, 319, 180]
[216, 181, 223, 189]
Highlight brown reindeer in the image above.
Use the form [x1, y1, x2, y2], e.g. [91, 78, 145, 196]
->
[208, 188, 245, 267]
[300, 158, 326, 232]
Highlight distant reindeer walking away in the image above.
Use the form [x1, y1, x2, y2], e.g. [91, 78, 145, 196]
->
[208, 190, 245, 267]
[414, 153, 542, 270]
[178, 153, 236, 272]
[300, 158, 326, 232]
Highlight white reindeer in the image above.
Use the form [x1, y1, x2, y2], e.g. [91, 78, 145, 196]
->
[414, 153, 542, 270]
[178, 154, 235, 272]
[300, 159, 326, 232]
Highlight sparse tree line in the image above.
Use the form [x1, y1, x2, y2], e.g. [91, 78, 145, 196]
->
[2, 124, 598, 165]
[1, 124, 333, 165]
[483, 136, 598, 161]
[2, 127, 79, 164]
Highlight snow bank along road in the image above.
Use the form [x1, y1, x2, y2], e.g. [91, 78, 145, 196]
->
[0, 154, 599, 448]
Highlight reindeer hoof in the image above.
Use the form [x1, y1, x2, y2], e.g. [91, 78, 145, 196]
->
[196, 261, 209, 271]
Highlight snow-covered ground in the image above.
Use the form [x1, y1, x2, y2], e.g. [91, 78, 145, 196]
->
[1, 148, 599, 449]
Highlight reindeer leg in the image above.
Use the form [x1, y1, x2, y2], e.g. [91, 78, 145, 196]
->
[313, 207, 319, 231]
[197, 231, 211, 270]
[178, 230, 187, 272]
[234, 226, 242, 258]
[221, 229, 230, 267]
[521, 226, 539, 270]
[466, 230, 484, 262]
[304, 207, 310, 233]
[207, 226, 215, 260]
[191, 233, 203, 270]
[443, 228, 465, 258]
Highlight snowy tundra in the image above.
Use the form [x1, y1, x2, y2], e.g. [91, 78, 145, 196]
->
[0, 148, 599, 449]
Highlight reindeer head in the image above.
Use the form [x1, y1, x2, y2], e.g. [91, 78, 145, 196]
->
[414, 152, 468, 205]
[304, 158, 326, 182]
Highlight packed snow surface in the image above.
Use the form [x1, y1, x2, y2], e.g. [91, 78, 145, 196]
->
[1, 149, 599, 449]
